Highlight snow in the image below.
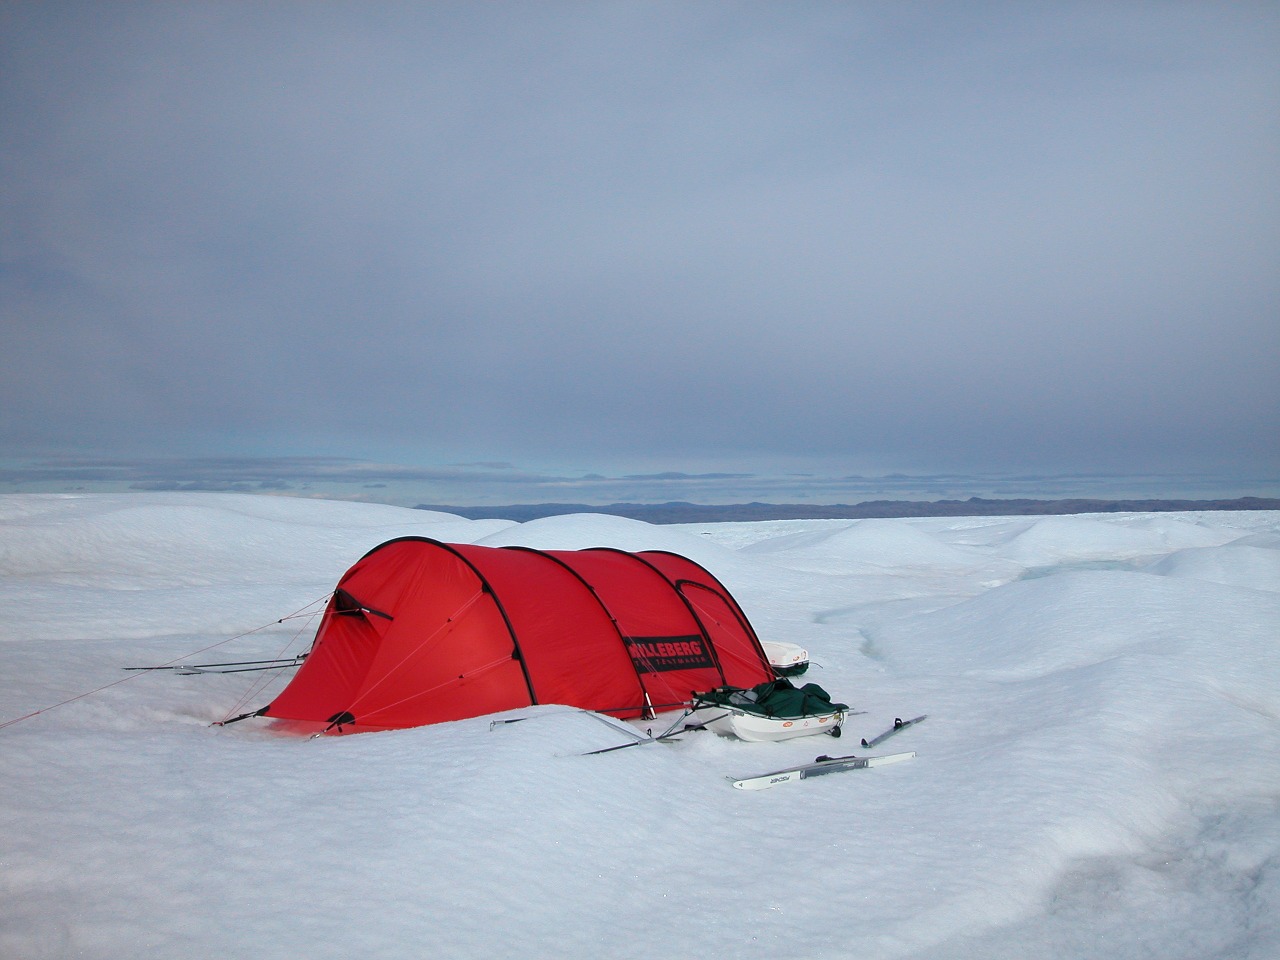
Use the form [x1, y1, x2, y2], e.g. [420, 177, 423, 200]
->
[2, 492, 1278, 960]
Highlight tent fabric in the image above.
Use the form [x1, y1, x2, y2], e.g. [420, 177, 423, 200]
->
[262, 538, 775, 734]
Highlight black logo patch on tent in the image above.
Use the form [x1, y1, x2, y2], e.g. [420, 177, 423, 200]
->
[624, 635, 716, 674]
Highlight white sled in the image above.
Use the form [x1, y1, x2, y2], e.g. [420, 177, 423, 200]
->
[692, 704, 844, 742]
[690, 678, 848, 743]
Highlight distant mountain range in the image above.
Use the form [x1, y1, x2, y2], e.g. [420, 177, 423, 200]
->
[415, 496, 1280, 524]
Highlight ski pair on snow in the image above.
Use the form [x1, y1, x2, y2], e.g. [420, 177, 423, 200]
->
[728, 715, 926, 789]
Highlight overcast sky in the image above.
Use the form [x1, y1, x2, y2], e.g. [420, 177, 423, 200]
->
[2, 2, 1277, 500]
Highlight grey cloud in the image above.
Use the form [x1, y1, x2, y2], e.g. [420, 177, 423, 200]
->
[2, 3, 1277, 481]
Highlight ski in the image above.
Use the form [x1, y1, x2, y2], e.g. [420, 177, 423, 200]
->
[860, 714, 927, 749]
[728, 751, 915, 790]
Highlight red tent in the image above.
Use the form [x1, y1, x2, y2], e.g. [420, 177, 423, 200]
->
[261, 538, 774, 734]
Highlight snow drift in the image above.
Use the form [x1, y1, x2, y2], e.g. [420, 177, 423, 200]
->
[1, 493, 1277, 960]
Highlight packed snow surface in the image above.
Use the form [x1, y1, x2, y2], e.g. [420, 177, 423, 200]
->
[2, 493, 1278, 960]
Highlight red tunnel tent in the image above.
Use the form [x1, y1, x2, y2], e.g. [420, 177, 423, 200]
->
[261, 538, 775, 734]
